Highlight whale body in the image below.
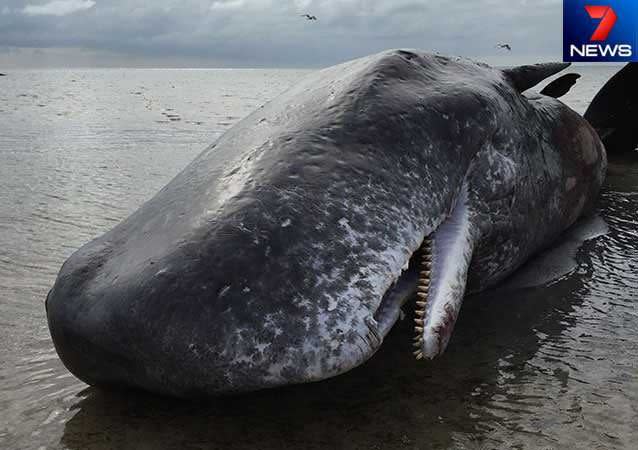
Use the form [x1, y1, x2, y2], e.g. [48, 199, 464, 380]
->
[46, 50, 607, 397]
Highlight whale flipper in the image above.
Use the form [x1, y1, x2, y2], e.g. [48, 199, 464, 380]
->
[585, 63, 638, 154]
[540, 73, 581, 99]
[503, 62, 571, 93]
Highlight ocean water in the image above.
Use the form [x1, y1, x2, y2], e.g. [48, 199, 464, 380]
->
[0, 65, 636, 449]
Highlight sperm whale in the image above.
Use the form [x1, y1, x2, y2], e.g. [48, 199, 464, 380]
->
[46, 50, 609, 397]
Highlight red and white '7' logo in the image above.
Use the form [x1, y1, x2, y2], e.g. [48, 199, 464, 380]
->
[585, 5, 617, 41]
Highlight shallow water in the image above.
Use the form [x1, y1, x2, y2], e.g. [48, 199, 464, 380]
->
[0, 66, 636, 449]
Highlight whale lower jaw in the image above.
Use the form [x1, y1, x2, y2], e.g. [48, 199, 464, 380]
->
[416, 185, 473, 359]
[372, 185, 475, 360]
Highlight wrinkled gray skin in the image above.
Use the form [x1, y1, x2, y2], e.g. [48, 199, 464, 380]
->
[46, 50, 606, 397]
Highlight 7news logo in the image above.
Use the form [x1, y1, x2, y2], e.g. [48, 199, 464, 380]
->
[563, 0, 638, 62]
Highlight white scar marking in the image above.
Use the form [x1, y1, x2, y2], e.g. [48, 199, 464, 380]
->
[219, 285, 231, 298]
[215, 145, 266, 206]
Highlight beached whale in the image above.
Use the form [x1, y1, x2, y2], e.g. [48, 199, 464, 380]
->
[585, 63, 638, 155]
[46, 50, 611, 397]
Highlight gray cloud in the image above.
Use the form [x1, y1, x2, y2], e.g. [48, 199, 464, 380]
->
[23, 0, 96, 16]
[0, 0, 564, 68]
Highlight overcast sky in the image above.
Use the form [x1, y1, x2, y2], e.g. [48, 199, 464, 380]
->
[0, 0, 563, 68]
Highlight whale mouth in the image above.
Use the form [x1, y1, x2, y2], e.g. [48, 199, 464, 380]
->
[371, 237, 438, 356]
[372, 186, 473, 361]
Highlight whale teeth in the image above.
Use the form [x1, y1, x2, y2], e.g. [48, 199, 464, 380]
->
[414, 237, 433, 360]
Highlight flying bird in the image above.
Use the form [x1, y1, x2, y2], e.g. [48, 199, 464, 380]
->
[301, 14, 318, 21]
[496, 43, 512, 51]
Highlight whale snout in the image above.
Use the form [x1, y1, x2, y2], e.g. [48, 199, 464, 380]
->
[46, 235, 385, 397]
